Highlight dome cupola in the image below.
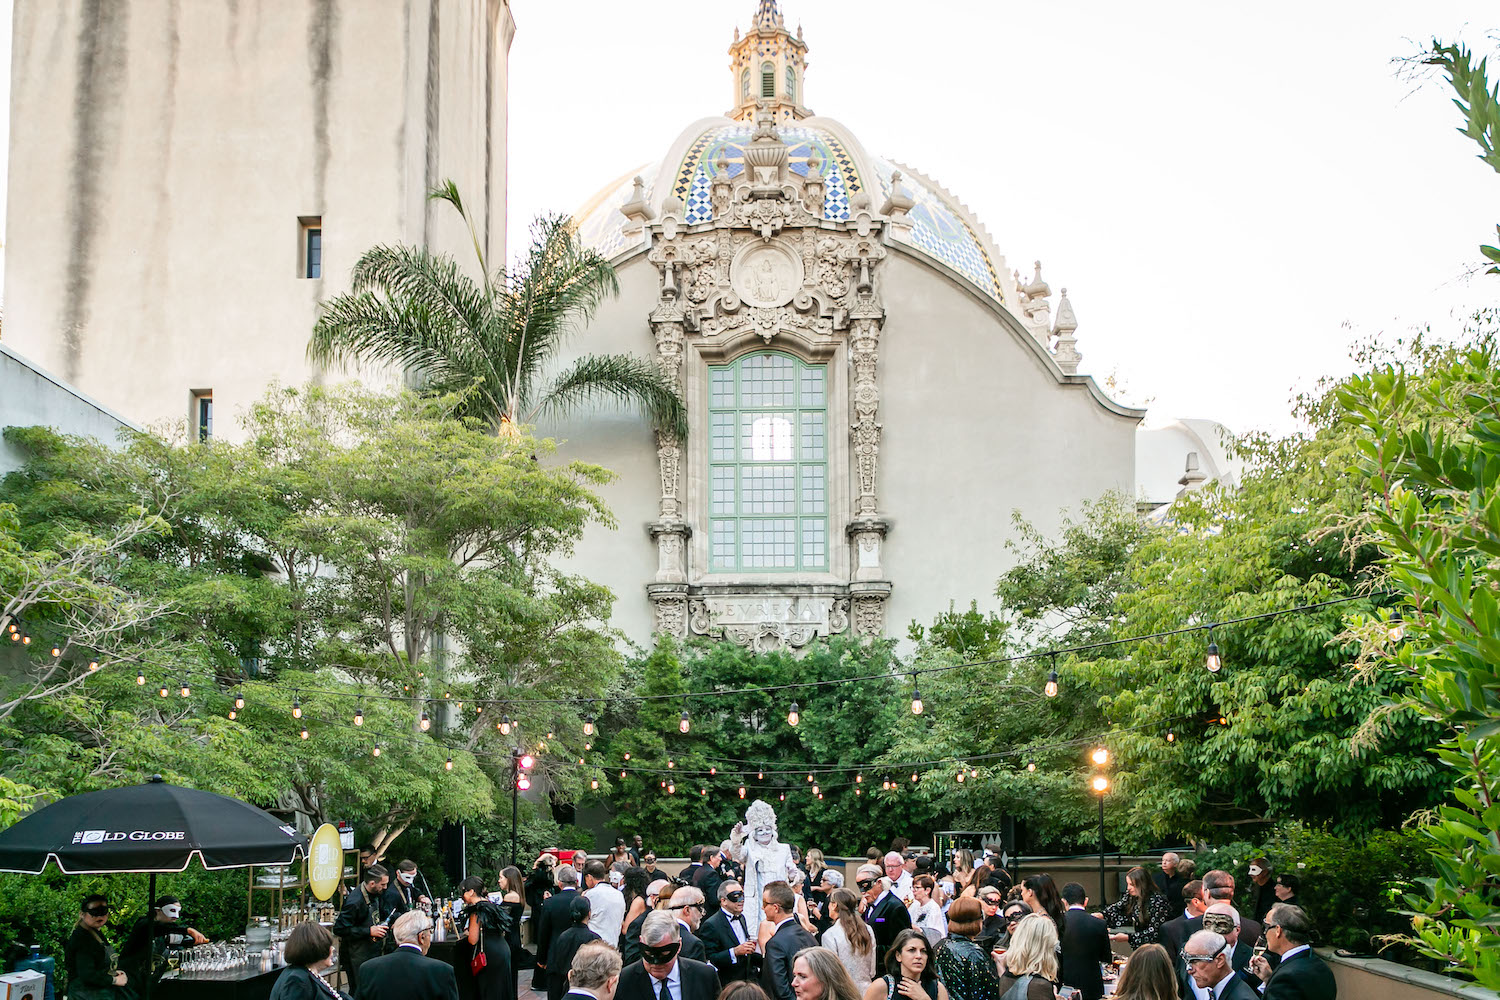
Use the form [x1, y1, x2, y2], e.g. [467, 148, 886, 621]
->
[729, 0, 809, 122]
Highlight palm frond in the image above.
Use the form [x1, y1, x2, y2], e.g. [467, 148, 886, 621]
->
[348, 244, 491, 338]
[526, 354, 688, 439]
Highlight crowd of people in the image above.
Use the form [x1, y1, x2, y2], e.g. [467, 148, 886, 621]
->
[61, 836, 1330, 1000]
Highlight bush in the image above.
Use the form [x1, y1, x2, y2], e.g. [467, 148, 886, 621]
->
[1191, 822, 1434, 958]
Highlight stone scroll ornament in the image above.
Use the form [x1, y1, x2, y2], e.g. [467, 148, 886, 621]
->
[728, 799, 799, 932]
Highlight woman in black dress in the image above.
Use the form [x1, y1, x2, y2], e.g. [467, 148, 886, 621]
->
[860, 929, 950, 1000]
[64, 895, 134, 1000]
[500, 866, 532, 995]
[455, 875, 514, 1000]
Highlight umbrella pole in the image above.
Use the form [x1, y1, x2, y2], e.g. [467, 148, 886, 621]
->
[143, 871, 155, 1000]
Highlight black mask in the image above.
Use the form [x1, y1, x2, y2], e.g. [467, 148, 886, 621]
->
[641, 942, 682, 964]
[726, 891, 745, 903]
[85, 906, 109, 917]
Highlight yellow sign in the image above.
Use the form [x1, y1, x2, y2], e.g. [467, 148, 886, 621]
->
[308, 824, 344, 901]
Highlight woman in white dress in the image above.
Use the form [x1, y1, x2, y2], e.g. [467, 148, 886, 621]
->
[907, 876, 947, 945]
[820, 887, 876, 993]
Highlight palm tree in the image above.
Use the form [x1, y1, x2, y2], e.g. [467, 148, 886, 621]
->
[308, 182, 687, 437]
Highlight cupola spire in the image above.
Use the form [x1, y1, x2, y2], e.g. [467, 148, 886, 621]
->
[728, 1, 810, 122]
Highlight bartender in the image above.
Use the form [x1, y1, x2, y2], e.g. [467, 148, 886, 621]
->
[65, 894, 132, 999]
[333, 863, 390, 992]
[384, 860, 432, 917]
[120, 894, 208, 984]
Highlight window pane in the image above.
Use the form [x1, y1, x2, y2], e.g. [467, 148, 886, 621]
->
[711, 412, 735, 461]
[800, 412, 825, 460]
[742, 465, 795, 514]
[800, 465, 825, 514]
[711, 520, 736, 569]
[745, 413, 794, 461]
[710, 367, 736, 408]
[743, 519, 795, 568]
[801, 518, 826, 568]
[741, 353, 794, 407]
[711, 466, 736, 514]
[800, 366, 825, 406]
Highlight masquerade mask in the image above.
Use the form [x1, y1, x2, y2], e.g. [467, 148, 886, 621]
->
[1202, 914, 1236, 934]
[856, 879, 877, 892]
[641, 942, 682, 964]
[400, 872, 416, 884]
[1248, 865, 1263, 877]
[85, 905, 109, 917]
[1184, 942, 1230, 965]
[161, 904, 183, 920]
[726, 891, 745, 902]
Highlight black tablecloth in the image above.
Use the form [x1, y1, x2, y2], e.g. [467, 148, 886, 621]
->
[155, 965, 282, 1000]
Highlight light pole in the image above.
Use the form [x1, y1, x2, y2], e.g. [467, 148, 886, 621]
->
[511, 749, 535, 868]
[1093, 774, 1110, 905]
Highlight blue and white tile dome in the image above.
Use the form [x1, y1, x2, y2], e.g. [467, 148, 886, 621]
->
[572, 116, 1005, 304]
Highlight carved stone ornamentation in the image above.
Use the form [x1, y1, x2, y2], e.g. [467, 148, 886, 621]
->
[688, 593, 851, 651]
[849, 317, 883, 517]
[655, 597, 688, 637]
[852, 595, 885, 637]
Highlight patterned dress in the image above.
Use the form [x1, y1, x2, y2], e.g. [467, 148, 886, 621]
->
[932, 933, 999, 1000]
[1099, 892, 1170, 949]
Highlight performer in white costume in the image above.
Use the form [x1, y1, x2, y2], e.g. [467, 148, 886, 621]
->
[729, 799, 799, 932]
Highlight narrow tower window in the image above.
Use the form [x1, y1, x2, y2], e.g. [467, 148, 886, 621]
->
[742, 67, 751, 100]
[191, 390, 213, 442]
[786, 66, 795, 102]
[299, 216, 323, 278]
[761, 62, 775, 98]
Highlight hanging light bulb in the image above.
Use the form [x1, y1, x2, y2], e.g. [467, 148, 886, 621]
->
[300, 725, 310, 740]
[911, 772, 919, 783]
[855, 774, 863, 783]
[1091, 746, 1109, 766]
[668, 759, 675, 769]
[584, 717, 595, 737]
[592, 779, 600, 790]
[1219, 714, 1229, 726]
[621, 770, 627, 779]
[817, 792, 823, 800]
[20, 635, 30, 645]
[779, 792, 785, 801]
[1205, 630, 1222, 673]
[420, 709, 431, 732]
[88, 660, 99, 672]
[738, 786, 747, 798]
[292, 694, 302, 719]
[234, 692, 245, 710]
[709, 766, 717, 775]
[1026, 760, 1036, 772]
[584, 742, 591, 751]
[700, 788, 707, 796]
[806, 773, 814, 782]
[1166, 728, 1176, 743]
[758, 768, 764, 780]
[1387, 611, 1405, 642]
[660, 781, 665, 788]
[180, 679, 190, 698]
[812, 784, 820, 795]
[911, 676, 923, 715]
[680, 709, 691, 734]
[882, 778, 890, 790]
[136, 670, 146, 686]
[787, 702, 800, 726]
[1044, 669, 1059, 698]
[667, 783, 675, 794]
[372, 743, 381, 757]
[228, 708, 237, 721]
[158, 683, 169, 698]
[856, 786, 863, 796]
[354, 704, 365, 726]
[500, 715, 512, 735]
[547, 731, 555, 739]
[624, 752, 631, 761]
[51, 646, 61, 657]
[446, 757, 454, 770]
[956, 771, 965, 783]
[578, 757, 585, 765]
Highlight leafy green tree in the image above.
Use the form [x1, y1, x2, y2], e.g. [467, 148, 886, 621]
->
[308, 185, 686, 436]
[1340, 335, 1500, 988]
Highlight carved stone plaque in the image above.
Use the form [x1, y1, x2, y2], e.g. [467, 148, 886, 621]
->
[731, 240, 802, 308]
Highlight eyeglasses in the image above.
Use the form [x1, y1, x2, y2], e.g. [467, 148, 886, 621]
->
[1184, 943, 1230, 965]
[726, 891, 745, 902]
[670, 903, 704, 912]
[1264, 924, 1281, 933]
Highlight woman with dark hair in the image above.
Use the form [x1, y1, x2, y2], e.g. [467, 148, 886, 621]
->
[500, 866, 533, 991]
[949, 852, 976, 896]
[269, 921, 350, 999]
[547, 894, 600, 1000]
[621, 866, 652, 945]
[1018, 876, 1066, 938]
[860, 929, 950, 1000]
[65, 895, 133, 1000]
[822, 887, 876, 992]
[1108, 942, 1175, 1000]
[931, 898, 998, 1000]
[1273, 873, 1302, 909]
[455, 874, 514, 1000]
[959, 865, 993, 900]
[1099, 867, 1169, 949]
[722, 983, 774, 1000]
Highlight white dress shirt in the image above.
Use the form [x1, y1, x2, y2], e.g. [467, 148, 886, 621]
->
[1256, 946, 1309, 994]
[648, 960, 682, 1000]
[584, 882, 626, 944]
[890, 871, 913, 900]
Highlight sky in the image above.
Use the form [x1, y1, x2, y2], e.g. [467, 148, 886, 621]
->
[505, 0, 1496, 436]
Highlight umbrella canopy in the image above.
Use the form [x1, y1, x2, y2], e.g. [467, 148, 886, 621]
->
[0, 776, 307, 874]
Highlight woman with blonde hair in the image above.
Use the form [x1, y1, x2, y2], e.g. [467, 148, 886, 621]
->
[949, 851, 976, 894]
[821, 888, 875, 992]
[994, 914, 1059, 1000]
[1108, 943, 1175, 1000]
[792, 946, 864, 1000]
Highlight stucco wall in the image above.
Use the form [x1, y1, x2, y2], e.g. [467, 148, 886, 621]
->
[0, 344, 137, 475]
[4, 0, 511, 439]
[540, 245, 1138, 648]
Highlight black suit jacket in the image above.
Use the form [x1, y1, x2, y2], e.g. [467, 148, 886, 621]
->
[678, 922, 708, 963]
[547, 927, 603, 1000]
[1159, 913, 1193, 966]
[1060, 908, 1111, 1000]
[692, 865, 725, 919]
[699, 910, 754, 981]
[1262, 948, 1336, 1000]
[536, 888, 582, 988]
[617, 957, 722, 1000]
[762, 919, 818, 1000]
[865, 892, 912, 960]
[354, 945, 458, 1000]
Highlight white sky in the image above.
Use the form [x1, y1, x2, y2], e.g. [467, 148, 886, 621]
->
[506, 0, 1497, 436]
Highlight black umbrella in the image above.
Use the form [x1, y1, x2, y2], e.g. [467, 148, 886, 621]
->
[0, 776, 308, 1000]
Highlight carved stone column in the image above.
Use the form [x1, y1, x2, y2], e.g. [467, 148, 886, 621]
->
[648, 300, 691, 632]
[849, 314, 882, 519]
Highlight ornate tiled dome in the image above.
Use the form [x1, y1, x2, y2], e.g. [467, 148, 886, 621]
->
[572, 115, 1006, 303]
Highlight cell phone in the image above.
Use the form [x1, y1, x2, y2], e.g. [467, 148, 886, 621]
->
[1058, 988, 1081, 1000]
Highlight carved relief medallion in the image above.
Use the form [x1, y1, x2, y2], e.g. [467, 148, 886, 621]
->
[731, 241, 802, 308]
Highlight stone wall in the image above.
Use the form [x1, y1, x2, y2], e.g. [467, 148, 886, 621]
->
[0, 343, 137, 475]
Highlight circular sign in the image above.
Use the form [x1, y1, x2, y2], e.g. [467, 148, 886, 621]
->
[731, 241, 802, 308]
[307, 823, 344, 901]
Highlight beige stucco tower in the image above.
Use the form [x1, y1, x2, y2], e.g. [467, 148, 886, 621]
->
[3, 0, 515, 439]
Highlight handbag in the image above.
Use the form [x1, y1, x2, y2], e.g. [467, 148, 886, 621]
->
[471, 922, 488, 976]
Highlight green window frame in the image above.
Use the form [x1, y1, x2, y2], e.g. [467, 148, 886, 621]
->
[785, 66, 796, 102]
[708, 351, 828, 573]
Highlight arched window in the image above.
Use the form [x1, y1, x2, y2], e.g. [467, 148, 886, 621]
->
[708, 352, 828, 572]
[761, 62, 776, 98]
[785, 66, 796, 102]
[741, 67, 751, 100]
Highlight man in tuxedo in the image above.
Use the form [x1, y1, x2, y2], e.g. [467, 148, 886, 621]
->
[1160, 880, 1206, 966]
[565, 941, 623, 1000]
[699, 880, 757, 982]
[1249, 904, 1336, 1000]
[537, 865, 583, 993]
[761, 881, 817, 1000]
[1182, 930, 1258, 1000]
[333, 864, 390, 991]
[668, 886, 710, 961]
[1201, 871, 1262, 949]
[692, 848, 726, 919]
[681, 846, 705, 888]
[882, 853, 912, 901]
[617, 911, 722, 1000]
[858, 864, 911, 960]
[1058, 883, 1111, 1000]
[355, 911, 458, 1000]
[1203, 905, 1259, 992]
